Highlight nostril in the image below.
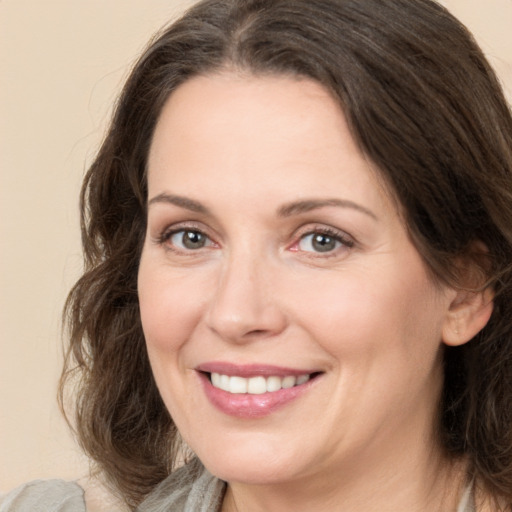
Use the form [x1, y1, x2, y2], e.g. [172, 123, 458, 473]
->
[246, 329, 268, 336]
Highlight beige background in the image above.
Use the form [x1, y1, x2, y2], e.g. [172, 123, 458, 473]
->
[1, 0, 511, 493]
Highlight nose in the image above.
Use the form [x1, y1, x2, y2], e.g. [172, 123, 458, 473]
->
[205, 252, 288, 343]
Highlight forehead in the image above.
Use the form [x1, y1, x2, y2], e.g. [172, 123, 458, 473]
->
[147, 72, 391, 216]
[148, 72, 349, 166]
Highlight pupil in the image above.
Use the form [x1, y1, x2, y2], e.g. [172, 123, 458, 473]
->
[312, 234, 335, 252]
[183, 231, 205, 249]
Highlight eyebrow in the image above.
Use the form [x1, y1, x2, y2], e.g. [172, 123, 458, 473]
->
[148, 193, 211, 214]
[148, 193, 378, 221]
[277, 198, 378, 221]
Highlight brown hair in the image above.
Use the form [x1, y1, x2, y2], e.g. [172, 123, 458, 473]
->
[60, 0, 512, 508]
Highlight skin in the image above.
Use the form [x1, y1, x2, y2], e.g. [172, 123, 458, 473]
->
[138, 72, 491, 511]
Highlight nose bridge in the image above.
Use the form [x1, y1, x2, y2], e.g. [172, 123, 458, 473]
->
[205, 245, 286, 342]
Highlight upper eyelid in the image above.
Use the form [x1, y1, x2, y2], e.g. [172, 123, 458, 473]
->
[293, 223, 355, 242]
[299, 230, 352, 243]
[153, 221, 216, 245]
[164, 226, 210, 239]
[157, 220, 211, 235]
[165, 226, 212, 240]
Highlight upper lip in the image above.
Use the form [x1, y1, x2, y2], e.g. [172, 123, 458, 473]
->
[196, 361, 321, 378]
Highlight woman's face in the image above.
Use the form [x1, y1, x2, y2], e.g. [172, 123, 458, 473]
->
[138, 73, 456, 487]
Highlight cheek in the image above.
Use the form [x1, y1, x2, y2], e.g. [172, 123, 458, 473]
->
[138, 259, 208, 356]
[288, 260, 446, 364]
[292, 262, 447, 432]
[137, 258, 208, 418]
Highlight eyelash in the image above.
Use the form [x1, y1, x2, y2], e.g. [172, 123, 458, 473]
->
[155, 223, 354, 257]
[291, 226, 354, 257]
[156, 223, 216, 253]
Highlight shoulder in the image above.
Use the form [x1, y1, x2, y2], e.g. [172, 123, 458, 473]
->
[0, 480, 85, 512]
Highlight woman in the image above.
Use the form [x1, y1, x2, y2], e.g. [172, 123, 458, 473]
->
[2, 0, 512, 510]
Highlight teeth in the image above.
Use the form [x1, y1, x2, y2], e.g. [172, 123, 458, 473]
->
[210, 373, 311, 394]
[282, 376, 296, 389]
[211, 372, 221, 388]
[230, 376, 248, 393]
[266, 376, 282, 392]
[220, 374, 230, 392]
[296, 374, 310, 385]
[247, 376, 266, 394]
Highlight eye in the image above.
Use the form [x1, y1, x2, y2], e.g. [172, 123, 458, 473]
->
[298, 232, 340, 253]
[167, 229, 214, 250]
[294, 228, 354, 254]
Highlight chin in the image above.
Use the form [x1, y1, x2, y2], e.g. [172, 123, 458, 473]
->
[205, 461, 299, 486]
[193, 435, 310, 485]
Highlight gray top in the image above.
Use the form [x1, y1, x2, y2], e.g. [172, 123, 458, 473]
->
[0, 479, 86, 512]
[0, 459, 476, 511]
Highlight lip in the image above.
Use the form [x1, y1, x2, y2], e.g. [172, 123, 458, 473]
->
[196, 362, 322, 419]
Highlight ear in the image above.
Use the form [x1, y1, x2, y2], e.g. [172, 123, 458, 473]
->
[442, 286, 494, 346]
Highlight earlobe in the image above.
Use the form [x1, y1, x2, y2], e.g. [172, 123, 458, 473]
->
[442, 287, 494, 346]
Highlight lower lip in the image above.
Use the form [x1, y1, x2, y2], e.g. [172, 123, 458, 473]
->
[199, 373, 316, 418]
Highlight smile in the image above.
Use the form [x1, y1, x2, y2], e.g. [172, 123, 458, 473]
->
[196, 363, 322, 418]
[210, 373, 311, 394]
